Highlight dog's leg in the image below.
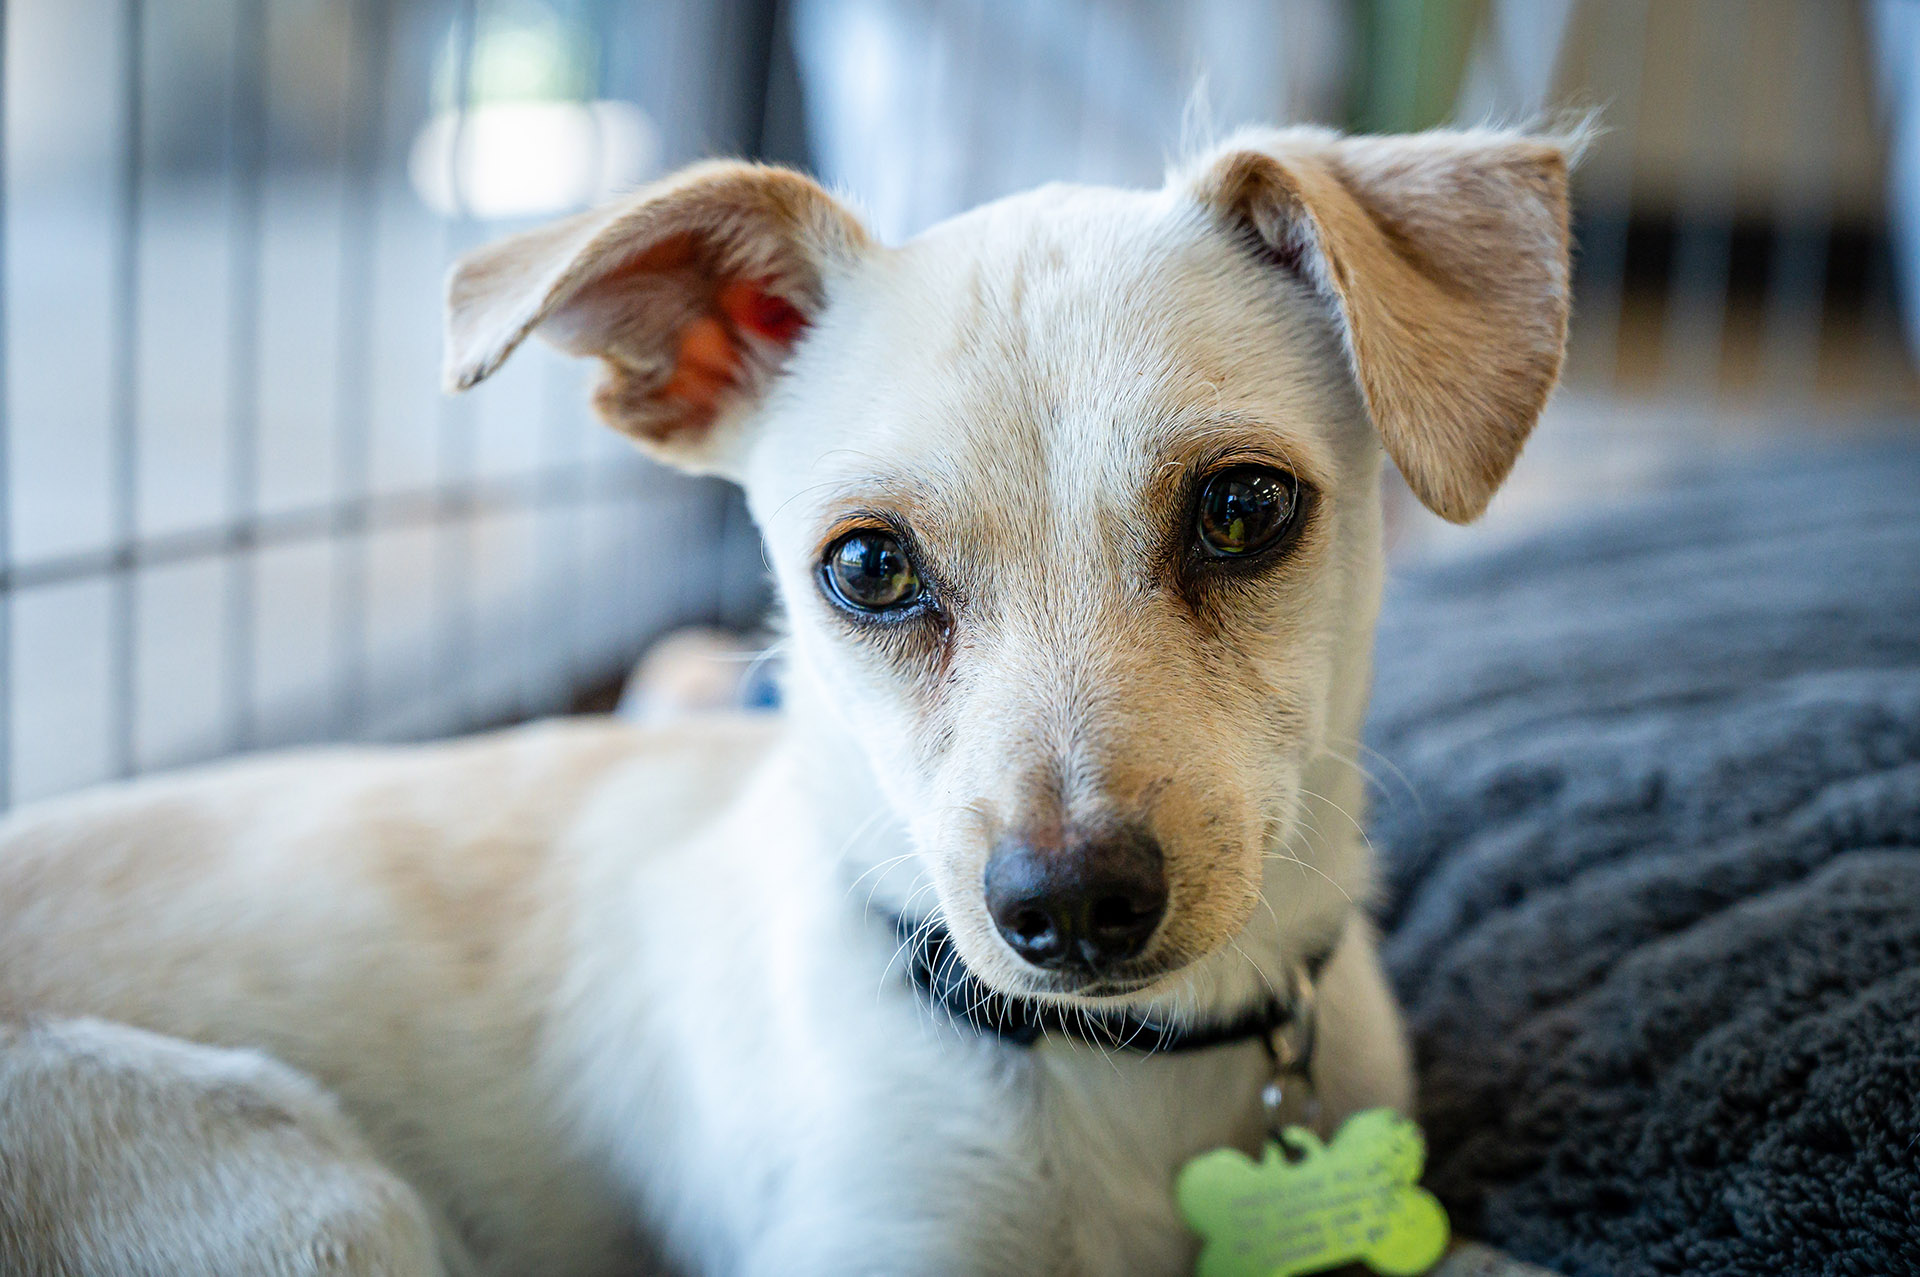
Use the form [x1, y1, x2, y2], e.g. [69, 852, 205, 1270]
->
[1309, 920, 1414, 1129]
[0, 1016, 458, 1277]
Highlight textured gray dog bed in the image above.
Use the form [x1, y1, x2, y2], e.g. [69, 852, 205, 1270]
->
[1366, 444, 1920, 1277]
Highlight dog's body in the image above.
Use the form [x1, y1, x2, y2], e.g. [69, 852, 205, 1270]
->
[0, 127, 1575, 1275]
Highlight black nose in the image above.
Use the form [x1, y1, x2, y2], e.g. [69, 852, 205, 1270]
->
[983, 827, 1168, 973]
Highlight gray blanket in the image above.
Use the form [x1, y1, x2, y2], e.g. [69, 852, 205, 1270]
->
[1365, 444, 1920, 1277]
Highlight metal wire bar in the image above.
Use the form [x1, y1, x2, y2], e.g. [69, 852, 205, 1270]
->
[652, 0, 691, 164]
[331, 0, 390, 736]
[1761, 0, 1841, 399]
[1570, 0, 1649, 390]
[0, 462, 656, 597]
[710, 0, 746, 158]
[0, 0, 12, 805]
[524, 0, 615, 719]
[737, 0, 782, 162]
[225, 0, 266, 751]
[108, 0, 144, 777]
[535, 361, 584, 716]
[1660, 2, 1748, 395]
[432, 0, 479, 732]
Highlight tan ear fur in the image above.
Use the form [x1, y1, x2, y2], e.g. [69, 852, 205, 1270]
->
[1188, 126, 1576, 523]
[444, 160, 870, 468]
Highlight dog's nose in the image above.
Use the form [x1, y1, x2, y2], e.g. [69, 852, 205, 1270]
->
[983, 827, 1168, 973]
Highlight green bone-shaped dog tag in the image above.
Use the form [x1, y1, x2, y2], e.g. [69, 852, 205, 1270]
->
[1177, 1108, 1449, 1277]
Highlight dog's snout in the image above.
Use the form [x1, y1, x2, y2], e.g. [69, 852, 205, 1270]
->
[983, 827, 1168, 973]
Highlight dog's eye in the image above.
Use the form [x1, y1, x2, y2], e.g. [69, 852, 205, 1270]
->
[1195, 466, 1300, 558]
[823, 530, 923, 613]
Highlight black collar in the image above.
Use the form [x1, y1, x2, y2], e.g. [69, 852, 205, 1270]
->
[893, 915, 1337, 1055]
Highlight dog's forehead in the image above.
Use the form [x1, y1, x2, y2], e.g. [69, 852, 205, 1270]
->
[756, 183, 1348, 546]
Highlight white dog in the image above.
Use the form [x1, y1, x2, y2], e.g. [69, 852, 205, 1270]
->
[0, 125, 1574, 1276]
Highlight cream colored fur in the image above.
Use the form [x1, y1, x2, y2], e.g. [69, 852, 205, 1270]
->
[0, 126, 1575, 1276]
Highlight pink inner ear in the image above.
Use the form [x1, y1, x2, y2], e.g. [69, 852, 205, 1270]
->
[657, 279, 807, 418]
[716, 279, 806, 344]
[660, 316, 735, 413]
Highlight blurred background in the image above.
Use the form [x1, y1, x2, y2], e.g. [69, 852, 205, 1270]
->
[0, 0, 1915, 809]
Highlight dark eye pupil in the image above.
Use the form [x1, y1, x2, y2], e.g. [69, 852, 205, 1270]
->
[1197, 467, 1297, 556]
[827, 532, 920, 611]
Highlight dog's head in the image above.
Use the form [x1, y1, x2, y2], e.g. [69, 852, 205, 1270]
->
[447, 127, 1575, 1009]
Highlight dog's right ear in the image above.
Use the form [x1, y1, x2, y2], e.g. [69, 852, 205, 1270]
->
[444, 161, 871, 474]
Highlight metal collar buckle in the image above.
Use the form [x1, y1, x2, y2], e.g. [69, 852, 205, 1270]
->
[1259, 965, 1319, 1160]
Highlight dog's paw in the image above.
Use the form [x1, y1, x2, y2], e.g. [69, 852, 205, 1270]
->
[0, 1016, 449, 1276]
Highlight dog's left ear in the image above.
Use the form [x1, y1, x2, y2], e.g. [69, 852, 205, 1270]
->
[443, 160, 872, 474]
[1186, 127, 1578, 523]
